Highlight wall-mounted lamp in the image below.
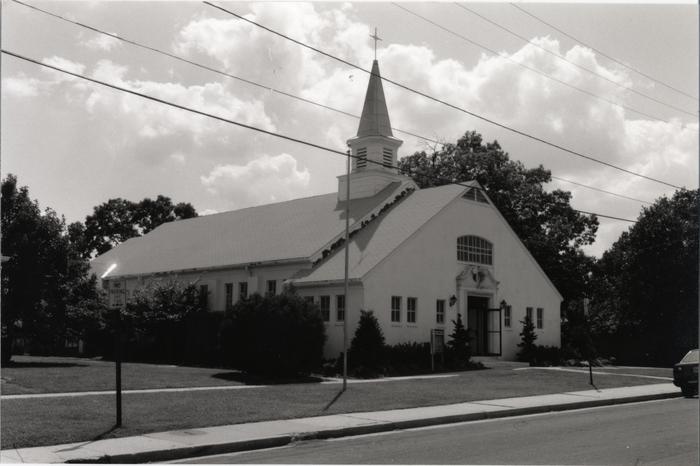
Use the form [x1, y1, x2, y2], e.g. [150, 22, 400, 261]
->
[449, 295, 457, 307]
[500, 299, 507, 310]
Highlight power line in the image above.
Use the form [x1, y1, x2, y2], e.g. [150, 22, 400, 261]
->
[11, 0, 649, 209]
[511, 2, 700, 103]
[10, 0, 442, 147]
[203, 1, 683, 190]
[2, 48, 636, 225]
[453, 2, 698, 118]
[395, 2, 682, 125]
[550, 176, 653, 205]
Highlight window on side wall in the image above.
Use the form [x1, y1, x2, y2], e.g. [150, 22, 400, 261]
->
[391, 296, 401, 322]
[504, 305, 512, 328]
[225, 283, 233, 310]
[336, 295, 345, 322]
[407, 297, 417, 323]
[436, 299, 445, 324]
[536, 307, 543, 329]
[238, 282, 248, 301]
[320, 295, 330, 322]
[526, 307, 533, 324]
[266, 280, 277, 296]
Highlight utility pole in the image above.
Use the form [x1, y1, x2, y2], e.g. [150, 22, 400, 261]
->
[342, 150, 351, 391]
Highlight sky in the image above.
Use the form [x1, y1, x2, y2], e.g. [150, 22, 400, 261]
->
[2, 1, 698, 257]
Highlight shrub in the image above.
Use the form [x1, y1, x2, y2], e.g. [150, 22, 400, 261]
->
[531, 345, 564, 366]
[223, 292, 326, 376]
[447, 313, 472, 368]
[516, 316, 537, 362]
[385, 342, 432, 375]
[348, 310, 385, 377]
[112, 279, 208, 363]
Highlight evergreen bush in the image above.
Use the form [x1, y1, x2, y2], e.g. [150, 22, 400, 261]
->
[348, 310, 385, 377]
[447, 313, 472, 368]
[517, 316, 538, 363]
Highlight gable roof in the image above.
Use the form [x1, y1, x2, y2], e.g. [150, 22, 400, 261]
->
[293, 183, 469, 285]
[91, 182, 406, 279]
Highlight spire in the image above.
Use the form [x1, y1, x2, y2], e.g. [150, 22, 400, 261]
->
[356, 60, 393, 138]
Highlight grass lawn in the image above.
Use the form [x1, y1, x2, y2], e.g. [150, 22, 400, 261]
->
[0, 356, 673, 449]
[0, 356, 257, 395]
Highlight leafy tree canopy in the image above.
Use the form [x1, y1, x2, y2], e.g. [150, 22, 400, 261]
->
[71, 194, 197, 258]
[399, 131, 598, 302]
[589, 189, 698, 365]
[1, 174, 103, 363]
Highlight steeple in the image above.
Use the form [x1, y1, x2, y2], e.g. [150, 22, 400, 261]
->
[356, 60, 394, 138]
[338, 50, 409, 201]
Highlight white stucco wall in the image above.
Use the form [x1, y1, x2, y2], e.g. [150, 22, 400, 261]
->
[295, 284, 365, 358]
[361, 195, 562, 360]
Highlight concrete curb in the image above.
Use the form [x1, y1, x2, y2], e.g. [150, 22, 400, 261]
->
[66, 389, 682, 464]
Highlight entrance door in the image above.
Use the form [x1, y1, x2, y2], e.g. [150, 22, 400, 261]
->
[467, 296, 490, 356]
[467, 295, 502, 356]
[485, 308, 502, 356]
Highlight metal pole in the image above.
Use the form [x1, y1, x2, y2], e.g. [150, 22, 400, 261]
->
[589, 360, 594, 386]
[115, 300, 122, 427]
[342, 150, 351, 391]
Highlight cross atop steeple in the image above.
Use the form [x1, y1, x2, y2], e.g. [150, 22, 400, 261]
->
[369, 27, 382, 60]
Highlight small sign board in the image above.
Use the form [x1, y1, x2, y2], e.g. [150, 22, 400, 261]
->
[430, 329, 445, 355]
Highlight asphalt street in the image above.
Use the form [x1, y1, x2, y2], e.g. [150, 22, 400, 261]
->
[177, 397, 699, 465]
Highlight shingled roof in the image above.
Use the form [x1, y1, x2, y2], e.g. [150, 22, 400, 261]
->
[91, 182, 408, 279]
[293, 183, 470, 284]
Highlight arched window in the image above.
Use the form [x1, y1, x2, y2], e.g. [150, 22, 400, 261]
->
[457, 235, 493, 265]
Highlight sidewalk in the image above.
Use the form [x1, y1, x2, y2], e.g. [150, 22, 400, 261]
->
[0, 383, 681, 464]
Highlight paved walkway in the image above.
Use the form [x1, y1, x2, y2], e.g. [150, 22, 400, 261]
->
[0, 383, 681, 464]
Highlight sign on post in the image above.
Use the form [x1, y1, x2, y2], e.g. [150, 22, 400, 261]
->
[430, 329, 445, 372]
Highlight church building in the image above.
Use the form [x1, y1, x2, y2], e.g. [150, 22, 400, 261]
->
[93, 59, 562, 360]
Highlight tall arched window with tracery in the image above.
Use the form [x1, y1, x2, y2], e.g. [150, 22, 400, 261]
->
[457, 235, 493, 265]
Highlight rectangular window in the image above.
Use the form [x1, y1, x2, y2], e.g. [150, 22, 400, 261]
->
[537, 307, 543, 329]
[526, 307, 533, 324]
[199, 285, 208, 310]
[238, 282, 248, 300]
[436, 299, 445, 324]
[320, 295, 330, 322]
[504, 305, 512, 328]
[336, 295, 345, 322]
[266, 279, 277, 296]
[391, 296, 401, 322]
[407, 297, 417, 323]
[225, 283, 233, 310]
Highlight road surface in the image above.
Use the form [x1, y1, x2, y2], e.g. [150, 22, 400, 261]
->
[177, 398, 698, 464]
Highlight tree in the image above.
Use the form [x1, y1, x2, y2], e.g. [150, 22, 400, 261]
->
[1, 174, 104, 363]
[349, 310, 386, 374]
[398, 131, 598, 303]
[517, 316, 538, 362]
[589, 189, 698, 366]
[223, 292, 326, 376]
[120, 279, 206, 362]
[73, 195, 197, 258]
[447, 313, 471, 366]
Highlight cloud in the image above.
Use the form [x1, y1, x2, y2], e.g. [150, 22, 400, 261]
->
[201, 153, 311, 208]
[82, 34, 122, 51]
[2, 76, 41, 98]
